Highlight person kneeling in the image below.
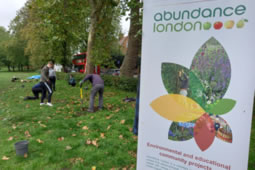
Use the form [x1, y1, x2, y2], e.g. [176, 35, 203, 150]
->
[24, 83, 43, 100]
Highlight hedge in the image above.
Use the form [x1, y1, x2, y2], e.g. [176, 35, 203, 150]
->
[56, 72, 138, 92]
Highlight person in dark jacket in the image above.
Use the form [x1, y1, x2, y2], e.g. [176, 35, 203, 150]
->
[24, 83, 43, 100]
[40, 61, 54, 106]
[68, 74, 76, 87]
[79, 74, 104, 112]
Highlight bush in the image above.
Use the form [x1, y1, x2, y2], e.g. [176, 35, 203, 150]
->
[56, 72, 138, 92]
[102, 75, 138, 92]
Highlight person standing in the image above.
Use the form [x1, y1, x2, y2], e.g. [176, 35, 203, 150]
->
[79, 74, 104, 112]
[40, 61, 54, 106]
[49, 66, 57, 91]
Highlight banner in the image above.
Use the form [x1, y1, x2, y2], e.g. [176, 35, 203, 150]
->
[138, 0, 255, 169]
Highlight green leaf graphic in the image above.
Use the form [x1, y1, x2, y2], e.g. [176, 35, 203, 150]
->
[161, 63, 206, 108]
[206, 99, 236, 115]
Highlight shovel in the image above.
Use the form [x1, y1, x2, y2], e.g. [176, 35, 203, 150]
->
[80, 86, 88, 111]
[80, 88, 85, 111]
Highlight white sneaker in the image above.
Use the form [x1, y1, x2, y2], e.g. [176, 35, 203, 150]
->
[40, 103, 45, 106]
[47, 103, 53, 107]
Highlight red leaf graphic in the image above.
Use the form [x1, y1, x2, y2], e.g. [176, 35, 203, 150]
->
[194, 113, 215, 151]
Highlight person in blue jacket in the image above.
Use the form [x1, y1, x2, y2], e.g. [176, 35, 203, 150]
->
[24, 83, 43, 100]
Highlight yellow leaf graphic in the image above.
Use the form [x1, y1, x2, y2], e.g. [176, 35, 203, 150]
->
[150, 94, 205, 122]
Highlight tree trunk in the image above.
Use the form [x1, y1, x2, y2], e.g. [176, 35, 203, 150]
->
[86, 0, 105, 74]
[85, 15, 97, 74]
[62, 40, 68, 73]
[120, 0, 141, 78]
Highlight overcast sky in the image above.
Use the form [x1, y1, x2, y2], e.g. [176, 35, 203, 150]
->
[0, 0, 27, 30]
[0, 0, 130, 35]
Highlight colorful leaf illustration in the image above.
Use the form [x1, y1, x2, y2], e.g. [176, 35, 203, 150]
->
[194, 113, 215, 151]
[190, 37, 231, 103]
[210, 114, 232, 143]
[161, 63, 206, 108]
[206, 99, 236, 115]
[168, 121, 195, 141]
[151, 37, 235, 151]
[150, 94, 205, 122]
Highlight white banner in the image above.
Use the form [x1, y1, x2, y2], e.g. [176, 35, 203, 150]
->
[138, 0, 255, 170]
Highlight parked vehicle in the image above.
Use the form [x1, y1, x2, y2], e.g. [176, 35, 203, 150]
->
[72, 52, 100, 74]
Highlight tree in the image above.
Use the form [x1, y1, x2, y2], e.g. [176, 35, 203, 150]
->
[86, 0, 121, 74]
[0, 27, 11, 71]
[120, 0, 142, 77]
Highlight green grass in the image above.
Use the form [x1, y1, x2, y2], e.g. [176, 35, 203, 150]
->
[0, 72, 137, 170]
[0, 71, 254, 170]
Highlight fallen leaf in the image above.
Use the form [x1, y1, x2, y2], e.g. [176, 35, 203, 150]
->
[119, 135, 123, 139]
[72, 134, 77, 137]
[2, 156, 9, 160]
[47, 117, 51, 119]
[58, 137, 64, 141]
[90, 116, 94, 119]
[69, 157, 84, 164]
[120, 120, 125, 124]
[132, 136, 138, 140]
[37, 139, 44, 144]
[92, 140, 99, 147]
[86, 139, 92, 145]
[100, 133, 105, 139]
[38, 121, 42, 124]
[66, 146, 72, 150]
[7, 136, 13, 141]
[106, 114, 113, 120]
[25, 131, 31, 137]
[12, 124, 16, 130]
[24, 153, 28, 158]
[128, 151, 137, 158]
[107, 125, 111, 130]
[40, 124, 47, 128]
[129, 128, 133, 132]
[26, 104, 30, 108]
[82, 126, 89, 130]
[114, 108, 120, 113]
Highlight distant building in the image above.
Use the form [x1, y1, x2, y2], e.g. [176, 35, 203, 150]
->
[54, 64, 63, 72]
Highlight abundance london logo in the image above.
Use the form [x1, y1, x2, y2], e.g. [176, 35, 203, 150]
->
[150, 37, 236, 151]
[153, 4, 248, 33]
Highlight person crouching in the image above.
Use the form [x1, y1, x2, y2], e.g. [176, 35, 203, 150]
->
[79, 74, 104, 112]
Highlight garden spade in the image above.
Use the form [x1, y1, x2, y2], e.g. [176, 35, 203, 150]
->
[80, 86, 88, 111]
[80, 88, 85, 111]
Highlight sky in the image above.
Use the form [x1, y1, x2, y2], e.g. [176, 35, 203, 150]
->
[0, 0, 27, 30]
[0, 0, 130, 35]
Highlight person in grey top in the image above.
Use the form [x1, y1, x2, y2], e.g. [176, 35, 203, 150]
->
[40, 61, 54, 106]
[49, 66, 57, 91]
[79, 74, 104, 112]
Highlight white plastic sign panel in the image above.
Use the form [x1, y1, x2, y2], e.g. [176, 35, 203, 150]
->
[138, 0, 255, 169]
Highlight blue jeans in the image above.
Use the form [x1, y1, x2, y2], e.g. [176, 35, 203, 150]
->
[133, 84, 140, 135]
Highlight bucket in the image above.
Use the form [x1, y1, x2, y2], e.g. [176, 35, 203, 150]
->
[14, 140, 29, 156]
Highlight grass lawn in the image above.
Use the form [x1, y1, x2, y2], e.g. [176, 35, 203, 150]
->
[0, 71, 254, 170]
[0, 72, 137, 170]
